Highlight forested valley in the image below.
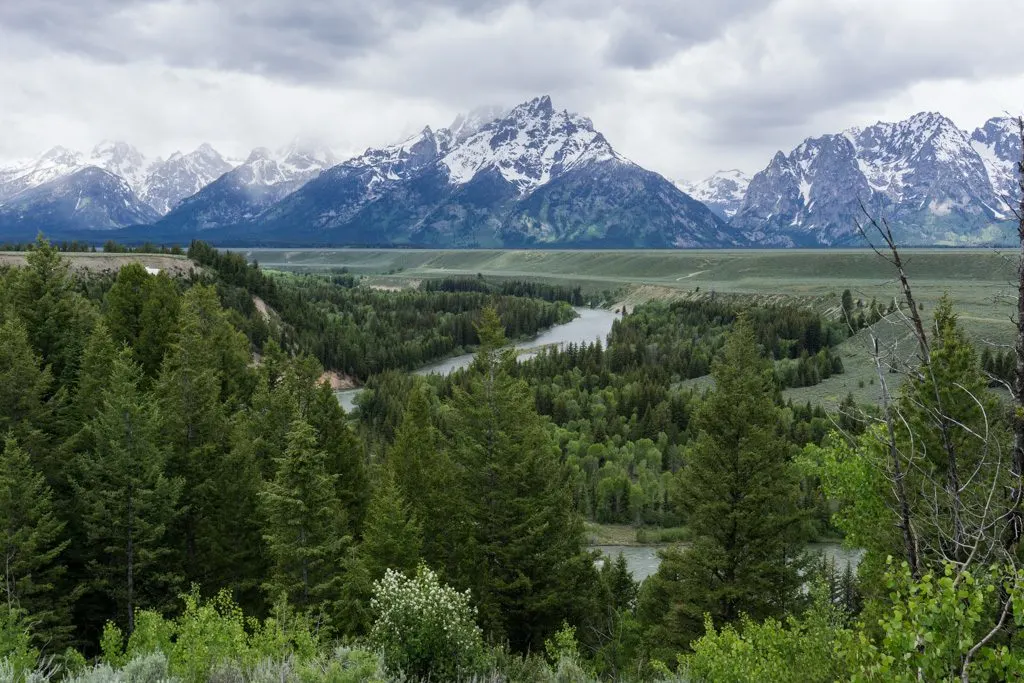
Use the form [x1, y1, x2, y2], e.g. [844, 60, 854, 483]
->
[1, 236, 1023, 681]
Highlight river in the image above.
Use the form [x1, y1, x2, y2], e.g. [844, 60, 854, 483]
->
[592, 542, 865, 583]
[336, 306, 620, 412]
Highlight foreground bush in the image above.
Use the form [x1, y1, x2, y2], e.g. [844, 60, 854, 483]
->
[680, 562, 1024, 682]
[370, 565, 486, 680]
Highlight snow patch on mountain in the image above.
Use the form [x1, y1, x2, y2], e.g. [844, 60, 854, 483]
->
[141, 143, 237, 214]
[735, 111, 1020, 246]
[441, 96, 623, 194]
[677, 169, 750, 219]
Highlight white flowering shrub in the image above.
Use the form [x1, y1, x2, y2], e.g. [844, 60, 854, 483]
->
[369, 565, 486, 680]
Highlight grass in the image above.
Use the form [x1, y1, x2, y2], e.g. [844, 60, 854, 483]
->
[584, 523, 640, 546]
[584, 523, 692, 546]
[244, 247, 1021, 407]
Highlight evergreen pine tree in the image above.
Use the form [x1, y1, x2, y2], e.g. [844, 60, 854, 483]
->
[306, 380, 368, 531]
[154, 287, 228, 584]
[640, 316, 809, 653]
[0, 317, 53, 457]
[10, 236, 95, 386]
[135, 272, 180, 378]
[388, 383, 460, 570]
[0, 435, 71, 648]
[74, 348, 183, 633]
[448, 308, 598, 650]
[339, 465, 422, 635]
[260, 419, 349, 619]
[103, 263, 148, 355]
[898, 294, 1004, 566]
[73, 321, 117, 425]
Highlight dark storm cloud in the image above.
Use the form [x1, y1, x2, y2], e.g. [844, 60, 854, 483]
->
[1, 0, 769, 81]
[1, 0, 391, 79]
[664, 0, 1024, 149]
[3, 0, 1024, 179]
[599, 0, 774, 68]
[1, 0, 520, 79]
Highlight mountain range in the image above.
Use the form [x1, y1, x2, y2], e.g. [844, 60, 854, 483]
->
[0, 99, 1019, 247]
[719, 113, 1021, 246]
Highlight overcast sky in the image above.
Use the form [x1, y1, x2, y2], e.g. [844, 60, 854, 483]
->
[2, 0, 1023, 180]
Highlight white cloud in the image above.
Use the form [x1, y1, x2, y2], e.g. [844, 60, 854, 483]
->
[1, 0, 1023, 181]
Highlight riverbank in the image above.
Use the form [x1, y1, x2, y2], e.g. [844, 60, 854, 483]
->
[337, 305, 620, 412]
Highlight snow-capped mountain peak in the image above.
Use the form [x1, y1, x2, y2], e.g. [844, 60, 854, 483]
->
[0, 146, 86, 202]
[441, 95, 622, 193]
[232, 142, 335, 186]
[733, 110, 1019, 246]
[139, 143, 236, 215]
[88, 140, 150, 192]
[677, 169, 751, 218]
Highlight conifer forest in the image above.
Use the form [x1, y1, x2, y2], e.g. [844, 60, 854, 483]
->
[2, 232, 1024, 682]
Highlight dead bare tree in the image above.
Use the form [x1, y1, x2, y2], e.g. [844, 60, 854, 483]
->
[853, 195, 1019, 577]
[846, 118, 1024, 681]
[1008, 116, 1024, 554]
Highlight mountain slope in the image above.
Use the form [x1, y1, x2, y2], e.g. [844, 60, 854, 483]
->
[155, 142, 335, 232]
[970, 117, 1022, 210]
[250, 96, 735, 247]
[732, 112, 1018, 246]
[141, 144, 237, 214]
[0, 167, 159, 233]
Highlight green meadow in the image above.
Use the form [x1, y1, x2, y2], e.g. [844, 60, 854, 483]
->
[242, 247, 1020, 406]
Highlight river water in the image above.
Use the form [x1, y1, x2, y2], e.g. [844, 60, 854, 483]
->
[336, 306, 620, 412]
[592, 542, 865, 583]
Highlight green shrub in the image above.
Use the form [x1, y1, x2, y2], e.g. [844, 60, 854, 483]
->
[370, 564, 486, 680]
[120, 653, 175, 682]
[295, 647, 386, 683]
[0, 608, 39, 681]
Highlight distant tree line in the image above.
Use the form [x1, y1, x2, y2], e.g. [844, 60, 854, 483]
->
[1, 240, 97, 252]
[422, 275, 591, 305]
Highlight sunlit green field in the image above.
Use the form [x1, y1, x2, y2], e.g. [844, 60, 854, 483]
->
[242, 247, 1020, 406]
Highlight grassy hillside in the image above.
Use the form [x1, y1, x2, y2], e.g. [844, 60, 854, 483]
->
[0, 251, 197, 276]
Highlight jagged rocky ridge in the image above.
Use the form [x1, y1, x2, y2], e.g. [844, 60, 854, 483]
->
[194, 97, 734, 247]
[688, 113, 1022, 246]
[0, 98, 734, 247]
[3, 104, 1021, 247]
[0, 141, 239, 232]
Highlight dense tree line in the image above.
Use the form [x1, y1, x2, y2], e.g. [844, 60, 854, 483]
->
[0, 238, 607, 675]
[1, 240, 185, 255]
[600, 298, 845, 384]
[421, 275, 591, 305]
[188, 240, 576, 380]
[353, 298, 841, 531]
[100, 241, 185, 255]
[1, 240, 99, 252]
[981, 345, 1015, 386]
